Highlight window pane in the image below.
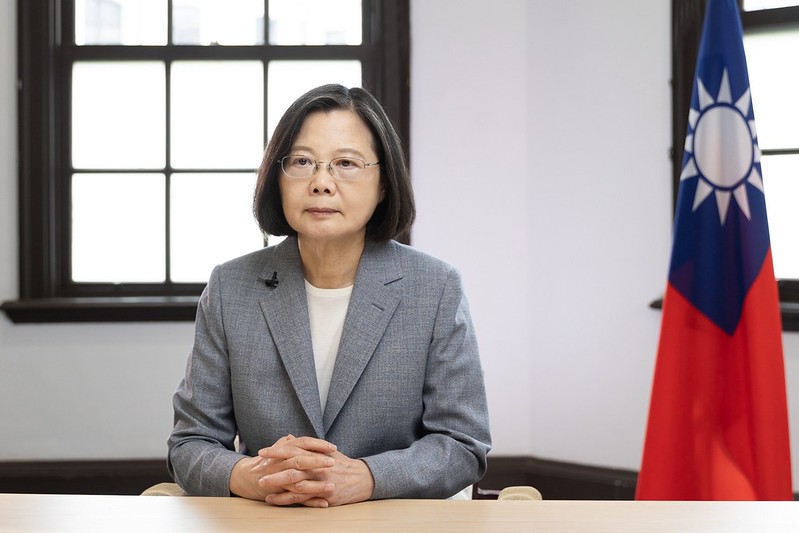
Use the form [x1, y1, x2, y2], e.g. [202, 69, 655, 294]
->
[269, 0, 361, 45]
[744, 29, 799, 150]
[267, 60, 361, 136]
[170, 173, 263, 282]
[761, 155, 799, 279]
[72, 62, 166, 170]
[743, 1, 799, 10]
[72, 173, 166, 282]
[170, 61, 264, 169]
[75, 0, 167, 45]
[173, 0, 264, 45]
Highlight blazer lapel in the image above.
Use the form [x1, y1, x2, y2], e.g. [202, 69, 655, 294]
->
[323, 241, 403, 432]
[258, 238, 325, 438]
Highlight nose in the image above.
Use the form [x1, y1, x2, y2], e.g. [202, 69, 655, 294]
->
[309, 162, 336, 195]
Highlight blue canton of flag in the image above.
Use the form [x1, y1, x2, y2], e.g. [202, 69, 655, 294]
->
[668, 0, 770, 335]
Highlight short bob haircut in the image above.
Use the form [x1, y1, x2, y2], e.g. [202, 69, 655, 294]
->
[254, 84, 415, 243]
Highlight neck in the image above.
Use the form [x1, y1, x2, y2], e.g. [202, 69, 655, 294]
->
[298, 235, 365, 289]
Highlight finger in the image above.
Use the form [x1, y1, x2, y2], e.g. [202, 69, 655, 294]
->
[277, 434, 295, 444]
[301, 498, 330, 509]
[259, 436, 336, 458]
[258, 441, 336, 460]
[257, 434, 295, 457]
[260, 443, 337, 461]
[262, 480, 335, 505]
[295, 453, 335, 470]
[259, 468, 334, 490]
[291, 479, 335, 496]
[258, 467, 310, 492]
[265, 454, 335, 474]
[264, 490, 316, 507]
[260, 475, 335, 500]
[265, 493, 328, 507]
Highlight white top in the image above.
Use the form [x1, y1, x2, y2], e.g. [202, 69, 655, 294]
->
[305, 280, 353, 412]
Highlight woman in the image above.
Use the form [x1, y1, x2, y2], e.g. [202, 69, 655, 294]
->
[168, 84, 491, 507]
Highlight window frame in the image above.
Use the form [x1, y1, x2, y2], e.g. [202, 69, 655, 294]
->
[670, 0, 799, 330]
[4, 0, 410, 323]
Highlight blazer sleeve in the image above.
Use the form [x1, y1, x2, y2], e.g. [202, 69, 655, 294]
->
[362, 267, 492, 499]
[167, 265, 244, 496]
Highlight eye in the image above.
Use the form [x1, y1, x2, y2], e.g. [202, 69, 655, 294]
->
[332, 158, 362, 170]
[290, 156, 313, 168]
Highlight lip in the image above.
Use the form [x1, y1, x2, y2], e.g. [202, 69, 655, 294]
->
[306, 207, 339, 215]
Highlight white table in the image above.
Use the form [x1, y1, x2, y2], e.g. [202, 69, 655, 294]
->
[1, 494, 798, 532]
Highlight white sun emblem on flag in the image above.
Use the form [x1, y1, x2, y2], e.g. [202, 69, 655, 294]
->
[680, 68, 763, 225]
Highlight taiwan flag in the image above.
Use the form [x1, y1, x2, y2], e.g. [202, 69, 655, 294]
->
[636, 0, 792, 500]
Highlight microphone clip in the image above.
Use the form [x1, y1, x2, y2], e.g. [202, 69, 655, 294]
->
[264, 271, 279, 288]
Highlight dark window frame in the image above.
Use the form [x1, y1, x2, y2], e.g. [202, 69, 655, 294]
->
[4, 0, 410, 323]
[669, 0, 799, 330]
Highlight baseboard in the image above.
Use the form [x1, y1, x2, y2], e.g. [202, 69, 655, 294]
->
[0, 456, 636, 498]
[0, 459, 170, 495]
[478, 456, 638, 500]
[2, 456, 792, 500]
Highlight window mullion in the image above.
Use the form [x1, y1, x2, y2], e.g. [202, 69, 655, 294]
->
[168, 0, 174, 45]
[264, 0, 270, 44]
[165, 59, 173, 285]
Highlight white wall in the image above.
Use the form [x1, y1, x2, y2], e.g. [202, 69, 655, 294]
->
[412, 0, 671, 466]
[411, 0, 799, 488]
[2, 0, 799, 490]
[0, 0, 195, 460]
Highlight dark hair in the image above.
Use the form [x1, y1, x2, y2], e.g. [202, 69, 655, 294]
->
[254, 84, 415, 243]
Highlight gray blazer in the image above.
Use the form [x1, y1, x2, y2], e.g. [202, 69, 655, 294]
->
[168, 237, 491, 499]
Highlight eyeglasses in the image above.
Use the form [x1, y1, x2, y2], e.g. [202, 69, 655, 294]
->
[278, 155, 380, 180]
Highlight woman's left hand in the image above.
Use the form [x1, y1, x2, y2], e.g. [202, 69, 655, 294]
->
[257, 437, 375, 507]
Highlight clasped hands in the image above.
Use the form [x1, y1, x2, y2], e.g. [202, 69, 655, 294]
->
[230, 434, 374, 507]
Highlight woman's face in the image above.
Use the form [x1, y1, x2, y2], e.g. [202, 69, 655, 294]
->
[279, 109, 384, 247]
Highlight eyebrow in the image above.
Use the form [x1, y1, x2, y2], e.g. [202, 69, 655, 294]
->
[289, 145, 370, 159]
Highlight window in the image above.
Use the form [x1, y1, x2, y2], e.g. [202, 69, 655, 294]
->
[4, 0, 409, 323]
[671, 0, 799, 330]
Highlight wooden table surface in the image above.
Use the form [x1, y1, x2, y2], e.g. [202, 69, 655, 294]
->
[1, 494, 798, 532]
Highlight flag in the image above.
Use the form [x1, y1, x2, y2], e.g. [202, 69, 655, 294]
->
[636, 0, 792, 500]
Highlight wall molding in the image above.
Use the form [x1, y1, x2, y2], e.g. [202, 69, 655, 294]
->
[0, 459, 170, 495]
[477, 456, 638, 500]
[0, 456, 637, 499]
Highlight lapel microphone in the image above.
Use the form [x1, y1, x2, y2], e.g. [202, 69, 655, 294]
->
[264, 271, 279, 288]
